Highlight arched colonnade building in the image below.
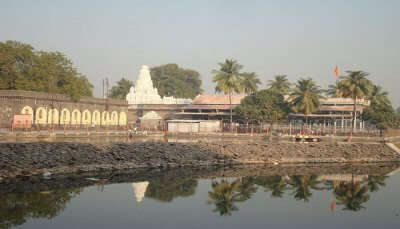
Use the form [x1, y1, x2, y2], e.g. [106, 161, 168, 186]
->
[0, 90, 128, 127]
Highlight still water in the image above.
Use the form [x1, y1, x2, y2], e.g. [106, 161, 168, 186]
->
[2, 167, 400, 229]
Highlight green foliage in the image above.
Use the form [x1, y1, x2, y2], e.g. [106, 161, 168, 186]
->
[362, 84, 399, 129]
[0, 40, 93, 101]
[334, 182, 370, 211]
[0, 188, 81, 229]
[267, 75, 291, 95]
[326, 80, 347, 98]
[146, 178, 198, 202]
[289, 78, 324, 117]
[339, 71, 372, 100]
[235, 89, 290, 122]
[240, 72, 261, 95]
[150, 64, 202, 99]
[108, 78, 134, 99]
[212, 59, 243, 95]
[212, 59, 245, 122]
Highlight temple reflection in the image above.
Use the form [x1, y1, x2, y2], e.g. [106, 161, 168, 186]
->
[131, 181, 149, 202]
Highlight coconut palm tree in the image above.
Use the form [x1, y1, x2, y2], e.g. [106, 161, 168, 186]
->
[334, 180, 370, 211]
[267, 75, 291, 95]
[288, 175, 323, 202]
[255, 176, 289, 198]
[326, 80, 346, 98]
[240, 72, 261, 95]
[289, 78, 324, 126]
[208, 179, 242, 216]
[212, 59, 244, 123]
[340, 71, 372, 139]
[368, 85, 391, 107]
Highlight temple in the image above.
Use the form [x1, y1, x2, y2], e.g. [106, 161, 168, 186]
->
[126, 65, 192, 105]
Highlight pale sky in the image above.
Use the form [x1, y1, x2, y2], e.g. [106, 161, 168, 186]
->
[1, 0, 399, 107]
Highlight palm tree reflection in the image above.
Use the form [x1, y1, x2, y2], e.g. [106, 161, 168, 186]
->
[208, 178, 257, 216]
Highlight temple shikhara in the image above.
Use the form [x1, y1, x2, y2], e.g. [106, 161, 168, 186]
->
[126, 65, 192, 105]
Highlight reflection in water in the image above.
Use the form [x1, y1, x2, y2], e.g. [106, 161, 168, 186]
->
[131, 181, 149, 202]
[145, 178, 198, 202]
[0, 188, 82, 229]
[0, 170, 395, 228]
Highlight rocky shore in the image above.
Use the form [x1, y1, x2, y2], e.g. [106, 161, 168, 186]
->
[1, 141, 400, 180]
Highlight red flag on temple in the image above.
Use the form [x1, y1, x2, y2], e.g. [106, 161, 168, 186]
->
[334, 65, 339, 77]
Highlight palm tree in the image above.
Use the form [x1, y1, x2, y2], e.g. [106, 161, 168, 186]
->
[288, 175, 323, 202]
[267, 75, 291, 95]
[212, 59, 244, 123]
[326, 80, 346, 98]
[334, 180, 370, 211]
[255, 176, 288, 198]
[240, 72, 261, 95]
[289, 78, 324, 126]
[208, 179, 242, 216]
[340, 71, 372, 139]
[368, 85, 391, 107]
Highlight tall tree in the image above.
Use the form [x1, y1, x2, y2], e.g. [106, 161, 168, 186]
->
[108, 78, 134, 99]
[339, 71, 372, 138]
[326, 80, 346, 98]
[362, 85, 397, 129]
[240, 72, 261, 95]
[267, 75, 291, 95]
[289, 78, 324, 124]
[150, 64, 202, 99]
[0, 40, 93, 101]
[235, 89, 290, 122]
[334, 180, 370, 211]
[212, 59, 244, 123]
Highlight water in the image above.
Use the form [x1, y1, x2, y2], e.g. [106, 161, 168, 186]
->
[2, 165, 400, 229]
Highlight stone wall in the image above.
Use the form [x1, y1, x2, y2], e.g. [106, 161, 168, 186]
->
[0, 90, 129, 128]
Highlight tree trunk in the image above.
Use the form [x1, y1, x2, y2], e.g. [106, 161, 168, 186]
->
[229, 90, 232, 124]
[350, 96, 357, 141]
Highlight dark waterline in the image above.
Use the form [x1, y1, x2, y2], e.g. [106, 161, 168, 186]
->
[2, 165, 400, 229]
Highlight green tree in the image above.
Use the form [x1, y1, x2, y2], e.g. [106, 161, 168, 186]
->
[150, 64, 202, 99]
[288, 175, 323, 202]
[240, 72, 261, 95]
[363, 84, 398, 129]
[0, 188, 81, 229]
[235, 89, 290, 122]
[326, 80, 347, 98]
[254, 176, 289, 198]
[208, 179, 253, 216]
[339, 71, 372, 138]
[334, 181, 370, 211]
[108, 78, 134, 99]
[145, 178, 197, 202]
[267, 75, 291, 95]
[0, 40, 93, 101]
[289, 78, 324, 124]
[212, 59, 244, 123]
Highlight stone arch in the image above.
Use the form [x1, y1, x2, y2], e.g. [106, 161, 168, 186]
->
[60, 108, 71, 125]
[111, 111, 118, 125]
[102, 111, 110, 125]
[71, 109, 81, 125]
[47, 108, 59, 124]
[82, 110, 91, 125]
[119, 112, 127, 126]
[35, 107, 47, 124]
[92, 110, 101, 125]
[21, 106, 33, 123]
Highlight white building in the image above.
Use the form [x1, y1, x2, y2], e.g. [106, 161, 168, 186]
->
[126, 65, 192, 105]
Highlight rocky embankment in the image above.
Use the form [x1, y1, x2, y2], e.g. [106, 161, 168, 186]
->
[1, 141, 399, 179]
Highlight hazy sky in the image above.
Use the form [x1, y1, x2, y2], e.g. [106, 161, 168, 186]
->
[1, 0, 399, 106]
